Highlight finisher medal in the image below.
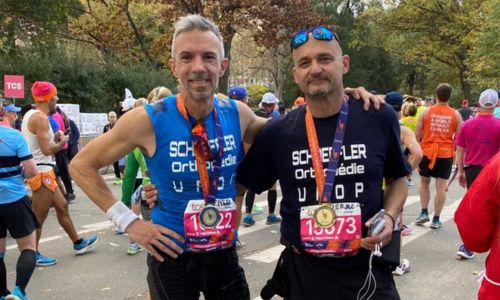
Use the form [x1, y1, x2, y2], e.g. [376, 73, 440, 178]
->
[200, 205, 221, 229]
[313, 204, 336, 228]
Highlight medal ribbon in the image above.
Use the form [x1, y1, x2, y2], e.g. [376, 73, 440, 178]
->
[176, 94, 225, 204]
[305, 96, 349, 203]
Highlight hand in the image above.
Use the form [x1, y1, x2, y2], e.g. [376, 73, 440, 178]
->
[126, 219, 184, 262]
[458, 171, 466, 189]
[344, 87, 385, 111]
[143, 183, 158, 208]
[361, 214, 394, 251]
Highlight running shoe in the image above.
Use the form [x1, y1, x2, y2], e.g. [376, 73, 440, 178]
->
[74, 235, 98, 255]
[401, 224, 413, 236]
[251, 204, 263, 215]
[113, 179, 123, 185]
[127, 242, 144, 255]
[35, 252, 57, 266]
[407, 178, 414, 186]
[430, 219, 443, 229]
[1, 290, 11, 300]
[6, 286, 27, 300]
[392, 259, 411, 276]
[242, 214, 255, 227]
[456, 244, 475, 259]
[65, 192, 76, 202]
[414, 212, 430, 225]
[266, 214, 282, 225]
[235, 239, 246, 249]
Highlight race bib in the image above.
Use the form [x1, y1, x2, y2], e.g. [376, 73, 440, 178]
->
[184, 198, 237, 252]
[300, 202, 362, 257]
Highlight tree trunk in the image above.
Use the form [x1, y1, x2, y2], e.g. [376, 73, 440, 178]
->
[219, 37, 233, 94]
[459, 64, 471, 100]
[406, 65, 416, 95]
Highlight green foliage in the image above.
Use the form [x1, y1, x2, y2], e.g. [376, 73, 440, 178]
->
[0, 48, 176, 112]
[246, 84, 270, 107]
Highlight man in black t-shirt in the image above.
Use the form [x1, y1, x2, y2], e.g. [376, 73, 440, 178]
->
[236, 27, 410, 300]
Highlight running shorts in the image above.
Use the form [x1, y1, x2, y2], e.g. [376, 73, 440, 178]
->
[0, 196, 40, 239]
[27, 169, 58, 192]
[419, 156, 453, 179]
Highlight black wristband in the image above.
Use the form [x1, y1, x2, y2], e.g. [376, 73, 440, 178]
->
[384, 212, 395, 226]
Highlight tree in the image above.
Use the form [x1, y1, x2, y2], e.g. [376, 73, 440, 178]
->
[0, 0, 83, 54]
[378, 0, 488, 100]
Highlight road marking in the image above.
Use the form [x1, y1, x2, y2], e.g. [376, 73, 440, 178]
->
[402, 198, 460, 246]
[6, 221, 114, 251]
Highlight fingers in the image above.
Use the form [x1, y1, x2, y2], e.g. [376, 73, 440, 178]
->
[150, 239, 181, 259]
[158, 226, 185, 243]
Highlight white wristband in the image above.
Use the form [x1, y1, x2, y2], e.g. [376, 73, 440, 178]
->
[106, 201, 139, 233]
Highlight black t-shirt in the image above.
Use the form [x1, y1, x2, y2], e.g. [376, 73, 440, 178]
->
[237, 98, 410, 267]
[458, 107, 472, 121]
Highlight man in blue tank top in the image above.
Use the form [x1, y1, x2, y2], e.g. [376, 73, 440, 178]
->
[72, 14, 384, 300]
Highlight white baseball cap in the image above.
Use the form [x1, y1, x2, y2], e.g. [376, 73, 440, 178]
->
[261, 92, 279, 104]
[478, 89, 498, 108]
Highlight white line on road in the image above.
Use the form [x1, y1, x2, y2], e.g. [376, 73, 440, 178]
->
[245, 245, 285, 263]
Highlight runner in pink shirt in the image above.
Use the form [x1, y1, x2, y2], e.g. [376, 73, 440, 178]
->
[455, 88, 500, 259]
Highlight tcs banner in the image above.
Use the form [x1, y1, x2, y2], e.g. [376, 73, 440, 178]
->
[3, 75, 24, 98]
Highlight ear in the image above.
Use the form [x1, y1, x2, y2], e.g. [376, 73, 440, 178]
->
[168, 58, 178, 78]
[292, 66, 299, 84]
[342, 55, 350, 75]
[219, 58, 229, 77]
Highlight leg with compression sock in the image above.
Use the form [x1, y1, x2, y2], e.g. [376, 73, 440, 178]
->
[0, 253, 8, 296]
[267, 190, 277, 214]
[15, 250, 36, 293]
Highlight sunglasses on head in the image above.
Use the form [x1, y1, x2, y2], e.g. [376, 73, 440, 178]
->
[290, 26, 340, 50]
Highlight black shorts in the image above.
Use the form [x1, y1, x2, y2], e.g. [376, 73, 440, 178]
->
[261, 247, 400, 300]
[0, 196, 40, 239]
[465, 165, 483, 189]
[147, 246, 250, 300]
[419, 156, 453, 179]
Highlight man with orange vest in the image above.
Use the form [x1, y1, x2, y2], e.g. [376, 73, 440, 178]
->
[414, 83, 462, 229]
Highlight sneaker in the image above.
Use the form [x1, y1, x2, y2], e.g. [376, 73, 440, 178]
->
[414, 212, 430, 225]
[266, 214, 282, 225]
[242, 214, 255, 227]
[127, 242, 144, 255]
[1, 290, 11, 300]
[235, 239, 246, 249]
[456, 244, 475, 259]
[407, 178, 414, 186]
[113, 179, 122, 185]
[65, 192, 76, 202]
[74, 235, 98, 255]
[430, 219, 443, 229]
[392, 259, 411, 276]
[35, 251, 57, 266]
[401, 224, 413, 236]
[6, 286, 27, 300]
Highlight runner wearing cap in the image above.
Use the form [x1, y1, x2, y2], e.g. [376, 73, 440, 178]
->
[243, 92, 282, 227]
[454, 88, 500, 260]
[0, 103, 39, 300]
[1, 101, 21, 128]
[21, 81, 98, 267]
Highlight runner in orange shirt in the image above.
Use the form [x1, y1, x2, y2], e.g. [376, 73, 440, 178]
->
[414, 83, 462, 229]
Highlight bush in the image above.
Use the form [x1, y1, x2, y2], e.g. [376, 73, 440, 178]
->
[0, 48, 176, 113]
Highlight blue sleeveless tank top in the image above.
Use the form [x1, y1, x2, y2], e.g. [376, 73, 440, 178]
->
[144, 95, 244, 249]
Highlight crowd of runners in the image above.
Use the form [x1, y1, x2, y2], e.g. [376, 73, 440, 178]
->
[0, 14, 499, 300]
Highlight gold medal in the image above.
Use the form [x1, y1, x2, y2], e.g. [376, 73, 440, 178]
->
[313, 203, 336, 228]
[200, 205, 220, 229]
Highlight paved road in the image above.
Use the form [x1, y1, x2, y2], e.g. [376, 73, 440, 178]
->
[3, 174, 484, 299]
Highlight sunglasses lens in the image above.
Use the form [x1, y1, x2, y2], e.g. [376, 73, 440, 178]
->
[292, 31, 308, 49]
[312, 27, 333, 41]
